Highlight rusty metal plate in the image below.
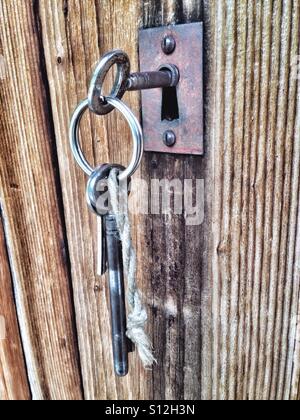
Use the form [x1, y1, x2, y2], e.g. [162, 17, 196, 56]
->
[139, 22, 204, 155]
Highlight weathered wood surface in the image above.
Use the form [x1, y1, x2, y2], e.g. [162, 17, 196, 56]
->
[0, 216, 30, 400]
[39, 0, 147, 400]
[0, 0, 299, 400]
[142, 0, 212, 400]
[211, 0, 300, 400]
[0, 0, 82, 400]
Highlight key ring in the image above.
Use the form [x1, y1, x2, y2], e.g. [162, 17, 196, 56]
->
[69, 96, 143, 182]
[88, 50, 130, 116]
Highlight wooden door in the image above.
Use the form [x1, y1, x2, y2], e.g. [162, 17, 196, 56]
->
[0, 0, 299, 400]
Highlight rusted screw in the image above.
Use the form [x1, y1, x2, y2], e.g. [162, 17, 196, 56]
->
[163, 130, 177, 147]
[162, 35, 176, 55]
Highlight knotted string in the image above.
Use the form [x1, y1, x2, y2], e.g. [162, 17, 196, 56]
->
[107, 169, 155, 368]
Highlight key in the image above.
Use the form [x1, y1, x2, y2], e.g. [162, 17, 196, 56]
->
[87, 163, 130, 377]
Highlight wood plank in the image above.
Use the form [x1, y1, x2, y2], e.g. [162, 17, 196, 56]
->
[210, 0, 300, 400]
[0, 0, 82, 400]
[0, 215, 30, 400]
[142, 0, 212, 400]
[39, 0, 149, 399]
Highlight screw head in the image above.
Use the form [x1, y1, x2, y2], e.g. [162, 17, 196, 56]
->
[162, 35, 176, 55]
[163, 130, 177, 147]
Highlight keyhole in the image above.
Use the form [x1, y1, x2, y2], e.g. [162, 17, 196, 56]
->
[160, 68, 179, 122]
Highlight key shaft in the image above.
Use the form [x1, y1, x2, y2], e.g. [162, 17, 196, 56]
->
[105, 214, 129, 377]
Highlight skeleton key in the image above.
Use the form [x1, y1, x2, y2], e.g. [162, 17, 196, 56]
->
[86, 163, 131, 377]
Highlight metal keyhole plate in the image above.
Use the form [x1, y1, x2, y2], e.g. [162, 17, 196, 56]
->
[139, 22, 204, 155]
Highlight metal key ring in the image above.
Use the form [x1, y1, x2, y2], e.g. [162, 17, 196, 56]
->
[69, 96, 143, 181]
[88, 50, 130, 116]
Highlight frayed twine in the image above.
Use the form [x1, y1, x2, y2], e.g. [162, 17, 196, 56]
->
[108, 169, 156, 368]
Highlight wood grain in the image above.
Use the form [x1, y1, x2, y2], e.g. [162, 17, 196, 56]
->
[210, 0, 300, 400]
[0, 215, 30, 400]
[0, 0, 82, 400]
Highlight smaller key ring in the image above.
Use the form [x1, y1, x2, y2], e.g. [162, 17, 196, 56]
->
[69, 96, 143, 182]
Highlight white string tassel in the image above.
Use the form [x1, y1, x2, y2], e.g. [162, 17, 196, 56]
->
[108, 169, 156, 368]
